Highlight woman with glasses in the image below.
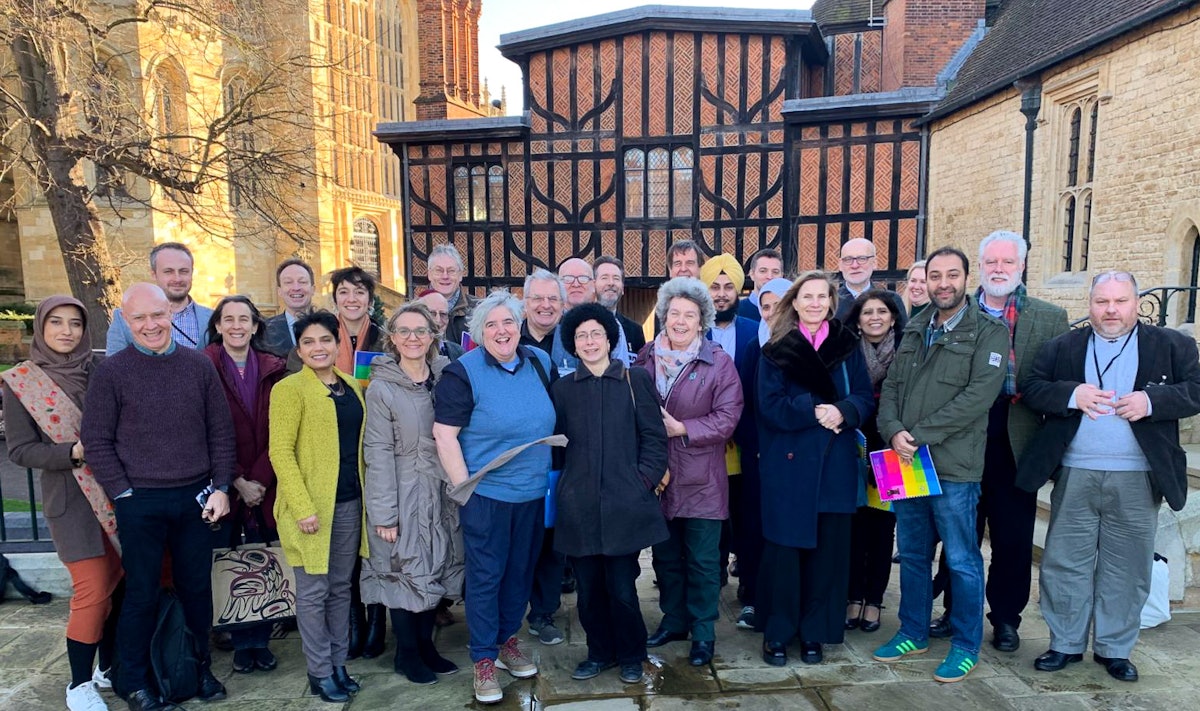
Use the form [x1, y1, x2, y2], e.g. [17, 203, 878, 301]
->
[362, 304, 463, 685]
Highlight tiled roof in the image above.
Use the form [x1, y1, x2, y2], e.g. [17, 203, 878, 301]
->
[929, 0, 1197, 121]
[811, 0, 883, 31]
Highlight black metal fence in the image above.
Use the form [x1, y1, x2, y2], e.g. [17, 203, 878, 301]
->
[1071, 285, 1200, 329]
[0, 466, 52, 552]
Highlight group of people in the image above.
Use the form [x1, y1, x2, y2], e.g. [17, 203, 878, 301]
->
[4, 231, 1197, 711]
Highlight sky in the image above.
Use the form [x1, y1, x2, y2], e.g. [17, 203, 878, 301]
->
[477, 0, 817, 114]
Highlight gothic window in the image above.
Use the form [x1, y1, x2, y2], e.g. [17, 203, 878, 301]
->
[88, 53, 132, 199]
[351, 217, 381, 277]
[223, 75, 256, 211]
[1057, 99, 1097, 272]
[623, 146, 693, 220]
[453, 163, 504, 223]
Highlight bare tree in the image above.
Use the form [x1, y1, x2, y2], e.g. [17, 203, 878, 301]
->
[1, 0, 331, 345]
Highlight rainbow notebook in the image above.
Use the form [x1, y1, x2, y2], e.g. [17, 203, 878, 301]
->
[353, 351, 386, 388]
[868, 445, 942, 502]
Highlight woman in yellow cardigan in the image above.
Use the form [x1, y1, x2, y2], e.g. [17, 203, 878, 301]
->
[270, 310, 369, 704]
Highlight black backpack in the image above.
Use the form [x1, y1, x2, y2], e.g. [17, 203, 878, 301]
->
[112, 589, 202, 704]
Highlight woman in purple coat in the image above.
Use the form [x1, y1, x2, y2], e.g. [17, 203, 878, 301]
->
[633, 277, 743, 667]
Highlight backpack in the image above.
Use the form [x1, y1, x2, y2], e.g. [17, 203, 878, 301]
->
[151, 589, 202, 703]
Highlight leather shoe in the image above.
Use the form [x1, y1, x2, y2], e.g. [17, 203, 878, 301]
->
[646, 627, 688, 648]
[253, 646, 278, 672]
[126, 689, 167, 711]
[332, 666, 361, 694]
[197, 665, 227, 702]
[571, 659, 616, 680]
[859, 604, 882, 633]
[992, 622, 1020, 652]
[1093, 654, 1138, 682]
[800, 641, 823, 665]
[762, 641, 788, 667]
[1034, 649, 1083, 671]
[308, 673, 350, 703]
[688, 641, 714, 666]
[929, 613, 952, 639]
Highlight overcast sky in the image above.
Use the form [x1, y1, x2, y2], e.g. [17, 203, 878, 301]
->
[478, 0, 816, 114]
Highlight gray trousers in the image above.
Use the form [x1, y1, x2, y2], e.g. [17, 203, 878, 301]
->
[294, 498, 362, 677]
[1040, 467, 1158, 658]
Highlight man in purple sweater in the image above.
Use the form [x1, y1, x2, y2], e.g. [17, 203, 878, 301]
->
[82, 283, 236, 711]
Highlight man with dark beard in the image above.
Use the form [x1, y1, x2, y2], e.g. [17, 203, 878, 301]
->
[699, 254, 763, 627]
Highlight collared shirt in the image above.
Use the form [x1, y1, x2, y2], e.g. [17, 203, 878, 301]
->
[925, 301, 969, 349]
[133, 340, 178, 357]
[172, 300, 204, 349]
[709, 320, 738, 356]
[284, 311, 300, 345]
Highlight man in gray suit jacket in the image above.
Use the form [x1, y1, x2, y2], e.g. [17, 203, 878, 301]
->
[263, 258, 315, 358]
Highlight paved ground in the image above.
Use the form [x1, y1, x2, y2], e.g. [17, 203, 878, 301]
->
[2, 550, 1199, 711]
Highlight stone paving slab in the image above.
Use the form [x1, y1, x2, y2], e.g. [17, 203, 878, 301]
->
[3, 548, 1199, 710]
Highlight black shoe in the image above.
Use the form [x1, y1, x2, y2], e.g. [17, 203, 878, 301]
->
[126, 689, 167, 711]
[800, 641, 823, 665]
[232, 648, 255, 674]
[561, 571, 577, 594]
[762, 641, 788, 667]
[646, 627, 688, 648]
[860, 604, 882, 633]
[571, 659, 616, 680]
[253, 646, 278, 672]
[308, 673, 350, 703]
[210, 630, 234, 652]
[1034, 649, 1083, 671]
[992, 623, 1020, 652]
[362, 603, 387, 659]
[928, 613, 952, 639]
[688, 641, 714, 666]
[845, 600, 863, 631]
[619, 662, 644, 684]
[347, 603, 366, 660]
[196, 665, 227, 702]
[332, 666, 361, 693]
[1093, 654, 1139, 682]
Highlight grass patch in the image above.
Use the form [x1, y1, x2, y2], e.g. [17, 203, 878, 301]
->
[1, 499, 41, 513]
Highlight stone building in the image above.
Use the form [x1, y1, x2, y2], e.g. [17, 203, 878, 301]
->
[0, 0, 503, 312]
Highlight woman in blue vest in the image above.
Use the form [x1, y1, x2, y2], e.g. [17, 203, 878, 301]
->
[432, 291, 557, 706]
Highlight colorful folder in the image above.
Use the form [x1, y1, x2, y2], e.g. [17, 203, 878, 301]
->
[353, 351, 386, 388]
[868, 445, 942, 502]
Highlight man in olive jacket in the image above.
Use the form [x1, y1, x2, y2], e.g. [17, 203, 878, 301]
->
[872, 247, 1009, 684]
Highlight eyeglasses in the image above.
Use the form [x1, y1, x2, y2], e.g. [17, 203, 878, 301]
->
[840, 255, 875, 265]
[574, 330, 607, 342]
[395, 327, 431, 339]
[562, 275, 593, 285]
[426, 311, 449, 321]
[527, 295, 561, 304]
[430, 267, 460, 277]
[1092, 271, 1136, 287]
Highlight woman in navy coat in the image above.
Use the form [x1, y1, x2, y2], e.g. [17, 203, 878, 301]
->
[755, 272, 875, 667]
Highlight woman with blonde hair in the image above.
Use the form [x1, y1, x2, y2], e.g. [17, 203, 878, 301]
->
[362, 303, 463, 685]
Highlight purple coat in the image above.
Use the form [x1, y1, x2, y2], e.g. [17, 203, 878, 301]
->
[634, 338, 744, 521]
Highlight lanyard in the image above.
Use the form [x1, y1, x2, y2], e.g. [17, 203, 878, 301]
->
[1092, 327, 1135, 391]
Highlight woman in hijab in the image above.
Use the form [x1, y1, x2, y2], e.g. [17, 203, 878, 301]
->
[756, 277, 793, 347]
[2, 297, 122, 711]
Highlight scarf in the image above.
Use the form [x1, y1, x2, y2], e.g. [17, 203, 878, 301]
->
[860, 334, 897, 388]
[798, 320, 830, 351]
[653, 332, 702, 400]
[757, 277, 794, 346]
[976, 284, 1023, 397]
[29, 295, 94, 409]
[220, 347, 260, 414]
[336, 315, 372, 373]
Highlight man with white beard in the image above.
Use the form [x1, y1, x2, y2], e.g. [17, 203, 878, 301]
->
[932, 231, 1068, 653]
[593, 256, 646, 363]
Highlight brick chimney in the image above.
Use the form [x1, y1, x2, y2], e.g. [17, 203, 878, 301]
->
[880, 0, 985, 91]
[415, 0, 488, 120]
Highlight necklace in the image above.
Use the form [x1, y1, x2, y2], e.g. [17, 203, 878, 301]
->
[324, 378, 345, 396]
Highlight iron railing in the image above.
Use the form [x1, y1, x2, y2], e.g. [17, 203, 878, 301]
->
[1070, 285, 1200, 329]
[0, 466, 52, 552]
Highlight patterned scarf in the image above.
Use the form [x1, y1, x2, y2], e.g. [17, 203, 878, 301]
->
[860, 334, 897, 388]
[977, 284, 1024, 398]
[653, 332, 702, 400]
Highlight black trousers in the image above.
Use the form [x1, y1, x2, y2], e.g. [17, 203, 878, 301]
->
[527, 527, 564, 622]
[729, 465, 764, 606]
[114, 484, 218, 693]
[571, 553, 647, 665]
[847, 506, 896, 606]
[941, 400, 1037, 628]
[756, 513, 851, 645]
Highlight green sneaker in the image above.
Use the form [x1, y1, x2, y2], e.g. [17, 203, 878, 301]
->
[872, 632, 929, 662]
[933, 646, 978, 683]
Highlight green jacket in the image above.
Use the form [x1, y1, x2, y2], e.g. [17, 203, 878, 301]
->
[1005, 296, 1069, 459]
[877, 297, 1010, 483]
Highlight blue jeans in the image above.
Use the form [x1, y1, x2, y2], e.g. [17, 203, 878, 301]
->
[894, 481, 983, 655]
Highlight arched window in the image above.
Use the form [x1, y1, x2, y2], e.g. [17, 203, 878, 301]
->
[1187, 227, 1200, 323]
[223, 75, 256, 210]
[1057, 100, 1098, 271]
[623, 145, 693, 220]
[351, 218, 381, 277]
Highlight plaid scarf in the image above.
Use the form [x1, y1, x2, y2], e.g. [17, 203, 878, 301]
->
[977, 284, 1024, 398]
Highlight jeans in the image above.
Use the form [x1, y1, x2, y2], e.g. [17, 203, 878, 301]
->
[894, 480, 983, 655]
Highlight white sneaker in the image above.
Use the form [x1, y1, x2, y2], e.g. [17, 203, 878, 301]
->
[91, 667, 112, 690]
[66, 681, 109, 711]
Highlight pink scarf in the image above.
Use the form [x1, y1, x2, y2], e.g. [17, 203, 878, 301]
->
[799, 320, 830, 351]
[653, 332, 702, 400]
